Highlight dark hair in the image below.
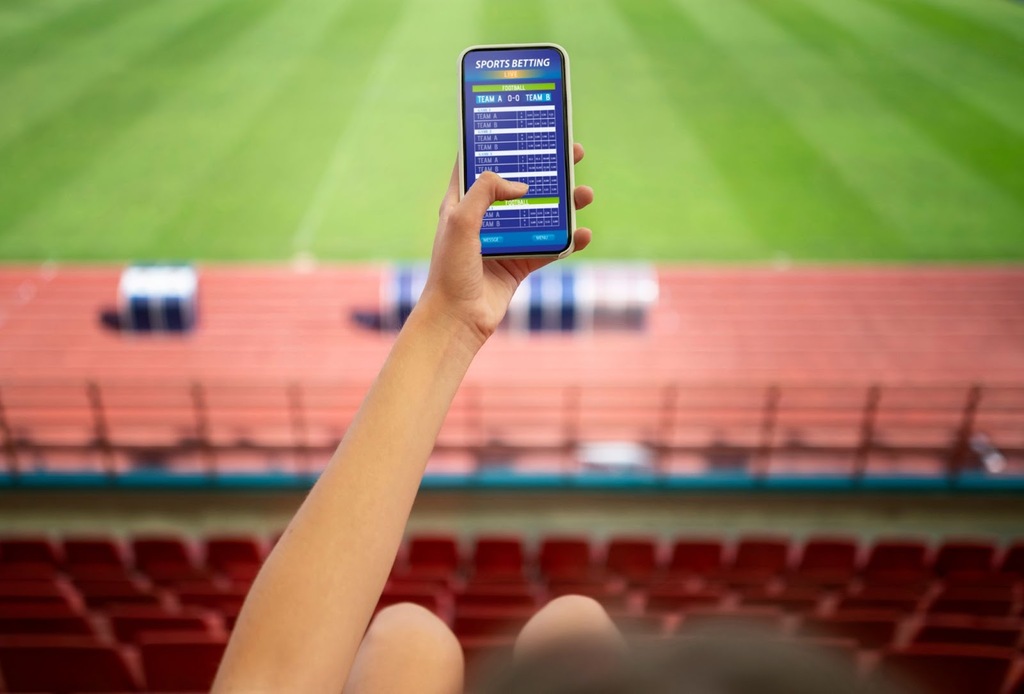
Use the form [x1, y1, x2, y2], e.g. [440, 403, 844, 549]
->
[476, 626, 895, 694]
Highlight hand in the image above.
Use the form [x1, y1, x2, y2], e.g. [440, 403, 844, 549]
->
[419, 143, 594, 346]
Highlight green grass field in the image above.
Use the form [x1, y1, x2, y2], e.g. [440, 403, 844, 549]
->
[1, 0, 1023, 262]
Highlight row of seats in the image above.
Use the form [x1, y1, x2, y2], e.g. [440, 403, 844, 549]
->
[4, 534, 1023, 584]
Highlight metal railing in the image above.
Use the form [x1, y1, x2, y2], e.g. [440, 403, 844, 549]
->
[0, 381, 1021, 481]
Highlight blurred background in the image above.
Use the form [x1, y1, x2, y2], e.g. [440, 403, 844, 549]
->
[1, 0, 1024, 691]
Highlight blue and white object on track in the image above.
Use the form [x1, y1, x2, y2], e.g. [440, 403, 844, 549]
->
[118, 265, 198, 333]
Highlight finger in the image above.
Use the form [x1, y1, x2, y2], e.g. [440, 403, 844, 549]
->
[438, 156, 460, 219]
[573, 142, 585, 165]
[573, 185, 593, 211]
[571, 227, 592, 254]
[453, 171, 528, 234]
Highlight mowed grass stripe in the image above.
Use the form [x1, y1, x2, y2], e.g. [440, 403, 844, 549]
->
[0, 0, 284, 250]
[151, 0, 406, 259]
[0, 0, 97, 41]
[0, 0, 146, 72]
[805, 0, 1024, 138]
[754, 0, 1024, 218]
[677, 0, 914, 258]
[310, 0, 478, 259]
[18, 0, 352, 261]
[0, 0, 216, 147]
[922, 0, 1024, 44]
[859, 0, 1024, 72]
[613, 0, 889, 260]
[546, 0, 762, 260]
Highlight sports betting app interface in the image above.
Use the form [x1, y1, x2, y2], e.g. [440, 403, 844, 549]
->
[462, 47, 570, 256]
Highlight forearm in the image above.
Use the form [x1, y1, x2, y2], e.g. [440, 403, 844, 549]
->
[213, 297, 481, 693]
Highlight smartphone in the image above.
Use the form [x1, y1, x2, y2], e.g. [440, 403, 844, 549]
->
[459, 43, 575, 258]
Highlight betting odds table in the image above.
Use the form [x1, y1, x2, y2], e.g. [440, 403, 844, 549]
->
[462, 47, 569, 254]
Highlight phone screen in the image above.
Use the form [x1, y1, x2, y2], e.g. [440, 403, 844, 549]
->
[461, 46, 572, 256]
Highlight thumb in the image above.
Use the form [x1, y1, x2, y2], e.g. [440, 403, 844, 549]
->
[450, 171, 529, 235]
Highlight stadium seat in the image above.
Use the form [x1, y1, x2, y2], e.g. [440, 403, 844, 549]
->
[724, 537, 790, 584]
[0, 604, 96, 636]
[739, 585, 822, 614]
[132, 536, 204, 582]
[64, 536, 126, 570]
[910, 615, 1022, 649]
[933, 540, 996, 577]
[0, 580, 74, 608]
[798, 610, 901, 649]
[548, 581, 628, 611]
[456, 585, 538, 611]
[539, 536, 593, 581]
[645, 587, 724, 614]
[407, 535, 461, 578]
[665, 539, 724, 579]
[838, 586, 922, 613]
[0, 536, 61, 567]
[205, 535, 264, 578]
[999, 542, 1024, 577]
[138, 632, 227, 692]
[76, 577, 161, 608]
[0, 635, 142, 692]
[864, 540, 930, 585]
[792, 537, 858, 585]
[928, 586, 1015, 617]
[679, 606, 785, 632]
[605, 537, 659, 584]
[107, 604, 221, 642]
[453, 607, 532, 639]
[175, 584, 247, 612]
[472, 536, 525, 579]
[878, 644, 1013, 694]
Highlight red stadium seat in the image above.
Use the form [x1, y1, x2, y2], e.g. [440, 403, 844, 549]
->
[999, 542, 1024, 577]
[107, 604, 220, 642]
[0, 580, 74, 608]
[132, 535, 205, 583]
[645, 587, 724, 614]
[175, 584, 247, 612]
[793, 537, 858, 585]
[666, 539, 723, 578]
[138, 632, 227, 692]
[539, 537, 593, 580]
[473, 536, 525, 579]
[928, 586, 1015, 617]
[64, 536, 126, 570]
[911, 615, 1022, 649]
[408, 535, 461, 577]
[0, 604, 96, 636]
[205, 535, 264, 578]
[864, 540, 929, 585]
[377, 587, 443, 614]
[879, 644, 1013, 694]
[730, 537, 790, 577]
[0, 561, 58, 579]
[453, 607, 532, 639]
[739, 585, 822, 614]
[548, 581, 628, 611]
[838, 586, 922, 613]
[76, 577, 161, 608]
[680, 606, 785, 632]
[456, 585, 538, 611]
[933, 540, 996, 578]
[799, 610, 901, 649]
[0, 635, 141, 692]
[0, 536, 61, 567]
[606, 537, 658, 584]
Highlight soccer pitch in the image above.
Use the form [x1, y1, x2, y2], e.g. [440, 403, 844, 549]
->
[1, 0, 1022, 262]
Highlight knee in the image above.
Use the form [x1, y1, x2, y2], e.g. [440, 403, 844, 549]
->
[516, 595, 622, 657]
[368, 603, 463, 669]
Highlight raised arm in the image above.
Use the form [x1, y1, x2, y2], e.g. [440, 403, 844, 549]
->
[212, 148, 593, 694]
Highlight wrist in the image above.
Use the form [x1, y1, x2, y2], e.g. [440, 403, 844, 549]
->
[407, 292, 489, 357]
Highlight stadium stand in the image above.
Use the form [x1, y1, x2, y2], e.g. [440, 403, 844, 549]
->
[0, 532, 1021, 692]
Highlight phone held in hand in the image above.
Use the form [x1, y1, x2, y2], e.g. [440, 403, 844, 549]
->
[458, 44, 576, 259]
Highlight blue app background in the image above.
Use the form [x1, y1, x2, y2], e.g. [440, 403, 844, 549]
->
[462, 47, 570, 256]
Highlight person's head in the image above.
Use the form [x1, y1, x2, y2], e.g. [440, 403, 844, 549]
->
[477, 626, 897, 694]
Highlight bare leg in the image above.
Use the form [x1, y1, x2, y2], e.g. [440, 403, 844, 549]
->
[343, 603, 463, 694]
[514, 595, 624, 659]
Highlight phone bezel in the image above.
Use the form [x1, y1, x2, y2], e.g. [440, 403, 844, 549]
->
[458, 43, 576, 259]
